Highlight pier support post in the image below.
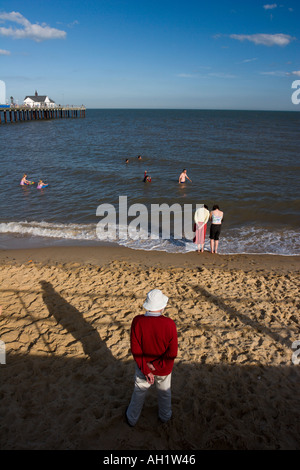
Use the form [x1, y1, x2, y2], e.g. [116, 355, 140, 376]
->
[0, 105, 85, 124]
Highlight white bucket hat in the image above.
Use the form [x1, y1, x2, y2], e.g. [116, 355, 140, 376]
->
[143, 289, 169, 311]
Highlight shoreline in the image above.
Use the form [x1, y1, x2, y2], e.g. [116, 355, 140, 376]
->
[1, 220, 299, 258]
[1, 244, 299, 273]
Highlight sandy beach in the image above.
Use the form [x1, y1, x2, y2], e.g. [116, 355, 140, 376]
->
[0, 245, 300, 450]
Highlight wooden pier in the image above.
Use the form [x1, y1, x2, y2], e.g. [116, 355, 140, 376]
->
[0, 105, 86, 124]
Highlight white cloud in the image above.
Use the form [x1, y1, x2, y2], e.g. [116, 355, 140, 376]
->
[263, 4, 278, 10]
[262, 70, 300, 78]
[0, 11, 66, 42]
[240, 58, 258, 63]
[208, 72, 237, 79]
[260, 71, 289, 77]
[0, 49, 10, 55]
[230, 33, 295, 47]
[176, 70, 237, 79]
[176, 73, 198, 78]
[68, 20, 79, 28]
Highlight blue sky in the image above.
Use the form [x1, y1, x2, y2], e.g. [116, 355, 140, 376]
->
[0, 0, 299, 110]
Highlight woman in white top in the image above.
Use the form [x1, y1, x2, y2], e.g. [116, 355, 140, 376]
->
[194, 205, 210, 253]
[209, 205, 224, 254]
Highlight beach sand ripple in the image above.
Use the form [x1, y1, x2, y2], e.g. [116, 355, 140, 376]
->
[0, 247, 300, 450]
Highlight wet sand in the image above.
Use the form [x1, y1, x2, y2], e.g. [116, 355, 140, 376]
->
[0, 246, 300, 450]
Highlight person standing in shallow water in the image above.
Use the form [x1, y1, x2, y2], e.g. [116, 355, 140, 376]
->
[179, 169, 192, 184]
[126, 289, 178, 427]
[194, 205, 210, 253]
[209, 205, 224, 254]
[20, 174, 31, 185]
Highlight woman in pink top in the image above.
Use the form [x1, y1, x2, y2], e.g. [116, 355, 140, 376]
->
[20, 174, 31, 185]
[37, 180, 48, 189]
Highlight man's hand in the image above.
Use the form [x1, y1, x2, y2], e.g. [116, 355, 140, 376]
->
[146, 372, 155, 384]
[146, 362, 155, 383]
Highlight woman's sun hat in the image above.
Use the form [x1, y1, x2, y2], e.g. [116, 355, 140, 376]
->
[143, 289, 169, 311]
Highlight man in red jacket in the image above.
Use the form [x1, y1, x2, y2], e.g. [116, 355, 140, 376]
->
[126, 289, 178, 427]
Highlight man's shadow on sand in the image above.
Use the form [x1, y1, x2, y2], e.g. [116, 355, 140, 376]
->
[1, 281, 299, 450]
[40, 280, 114, 363]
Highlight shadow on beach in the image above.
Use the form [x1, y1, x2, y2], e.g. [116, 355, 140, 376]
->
[40, 280, 112, 362]
[0, 282, 300, 450]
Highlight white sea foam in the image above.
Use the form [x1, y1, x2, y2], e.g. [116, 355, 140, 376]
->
[0, 221, 98, 241]
[0, 221, 299, 256]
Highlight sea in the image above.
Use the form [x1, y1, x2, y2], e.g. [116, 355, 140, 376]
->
[0, 109, 299, 255]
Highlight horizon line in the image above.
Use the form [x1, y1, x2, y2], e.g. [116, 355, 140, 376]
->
[85, 107, 300, 113]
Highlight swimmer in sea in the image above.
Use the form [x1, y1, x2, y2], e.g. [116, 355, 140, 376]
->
[179, 169, 192, 184]
[125, 159, 129, 164]
[138, 155, 142, 160]
[37, 180, 48, 189]
[143, 171, 152, 182]
[20, 174, 31, 186]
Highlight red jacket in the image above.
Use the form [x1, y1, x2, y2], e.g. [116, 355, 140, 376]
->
[130, 314, 178, 377]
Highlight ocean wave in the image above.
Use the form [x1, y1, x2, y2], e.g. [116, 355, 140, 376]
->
[0, 221, 98, 241]
[0, 221, 299, 256]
